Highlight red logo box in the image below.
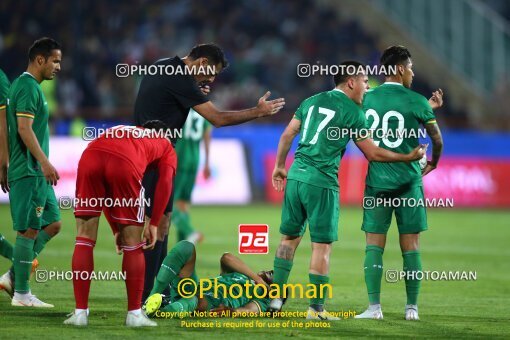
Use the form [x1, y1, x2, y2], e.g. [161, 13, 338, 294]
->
[238, 224, 269, 254]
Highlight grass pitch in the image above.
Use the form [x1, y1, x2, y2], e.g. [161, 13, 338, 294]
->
[0, 204, 509, 338]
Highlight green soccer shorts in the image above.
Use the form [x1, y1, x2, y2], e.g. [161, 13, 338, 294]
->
[174, 168, 198, 202]
[361, 185, 427, 234]
[9, 176, 61, 231]
[280, 179, 339, 243]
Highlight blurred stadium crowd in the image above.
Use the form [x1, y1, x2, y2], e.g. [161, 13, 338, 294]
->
[0, 0, 505, 131]
[481, 0, 510, 20]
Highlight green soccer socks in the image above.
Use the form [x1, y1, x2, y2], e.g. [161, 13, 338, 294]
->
[273, 257, 293, 291]
[402, 250, 422, 305]
[0, 233, 13, 261]
[33, 229, 52, 257]
[309, 273, 330, 311]
[364, 245, 384, 305]
[13, 235, 35, 293]
[150, 241, 195, 295]
[160, 296, 198, 313]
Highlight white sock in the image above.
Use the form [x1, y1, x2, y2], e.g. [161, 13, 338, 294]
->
[14, 292, 30, 300]
[128, 308, 142, 316]
[75, 308, 89, 316]
[187, 232, 201, 244]
[368, 304, 381, 310]
[405, 304, 418, 310]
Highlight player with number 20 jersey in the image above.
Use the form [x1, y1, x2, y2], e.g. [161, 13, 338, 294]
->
[355, 45, 443, 322]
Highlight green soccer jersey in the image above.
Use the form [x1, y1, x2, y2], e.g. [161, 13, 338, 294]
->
[288, 89, 368, 190]
[0, 69, 10, 109]
[203, 272, 270, 312]
[175, 108, 210, 171]
[6, 72, 50, 182]
[362, 82, 436, 189]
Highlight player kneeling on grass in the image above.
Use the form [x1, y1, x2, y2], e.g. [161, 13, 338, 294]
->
[143, 241, 274, 316]
[64, 120, 176, 327]
[268, 61, 427, 320]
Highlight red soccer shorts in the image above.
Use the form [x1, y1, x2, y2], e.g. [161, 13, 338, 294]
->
[74, 149, 146, 227]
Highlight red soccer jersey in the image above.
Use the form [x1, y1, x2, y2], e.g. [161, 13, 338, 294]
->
[85, 125, 176, 226]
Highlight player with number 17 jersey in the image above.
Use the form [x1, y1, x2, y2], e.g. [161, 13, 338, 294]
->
[287, 89, 368, 194]
[282, 88, 368, 244]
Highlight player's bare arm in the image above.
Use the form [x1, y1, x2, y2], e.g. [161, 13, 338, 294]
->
[146, 157, 175, 249]
[428, 88, 444, 110]
[355, 137, 427, 163]
[17, 116, 59, 185]
[219, 252, 267, 286]
[272, 117, 301, 192]
[193, 91, 285, 128]
[422, 122, 443, 176]
[0, 106, 9, 192]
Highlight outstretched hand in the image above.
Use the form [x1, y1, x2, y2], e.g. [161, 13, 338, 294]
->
[428, 88, 443, 110]
[257, 91, 285, 116]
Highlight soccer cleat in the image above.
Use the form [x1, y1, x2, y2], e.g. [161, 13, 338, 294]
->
[306, 307, 340, 320]
[0, 270, 14, 297]
[268, 287, 291, 315]
[268, 298, 283, 314]
[11, 293, 54, 307]
[126, 311, 157, 327]
[405, 304, 419, 320]
[64, 310, 88, 326]
[1, 259, 39, 297]
[143, 293, 163, 317]
[355, 305, 383, 319]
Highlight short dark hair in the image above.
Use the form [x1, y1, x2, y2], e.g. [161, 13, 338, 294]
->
[28, 37, 61, 62]
[189, 43, 229, 69]
[380, 45, 411, 68]
[333, 61, 366, 86]
[142, 120, 168, 131]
